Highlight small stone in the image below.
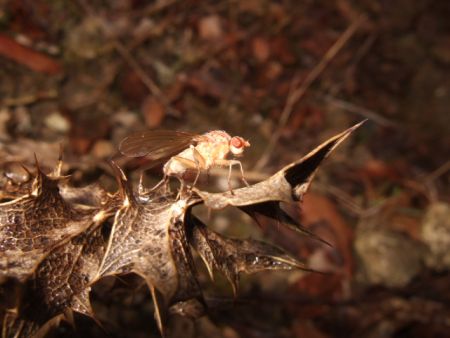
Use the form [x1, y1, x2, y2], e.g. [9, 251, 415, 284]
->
[355, 227, 423, 288]
[45, 112, 70, 133]
[112, 111, 140, 128]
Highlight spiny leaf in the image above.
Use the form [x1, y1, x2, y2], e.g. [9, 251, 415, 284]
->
[32, 225, 105, 318]
[239, 201, 331, 246]
[194, 121, 365, 208]
[284, 120, 366, 200]
[0, 122, 364, 337]
[0, 164, 101, 282]
[2, 311, 63, 338]
[187, 215, 311, 296]
[97, 163, 202, 333]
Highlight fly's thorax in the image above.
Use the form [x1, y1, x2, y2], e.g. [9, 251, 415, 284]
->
[203, 130, 232, 144]
[196, 141, 230, 168]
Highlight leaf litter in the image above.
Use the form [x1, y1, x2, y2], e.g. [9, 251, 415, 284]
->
[0, 123, 363, 337]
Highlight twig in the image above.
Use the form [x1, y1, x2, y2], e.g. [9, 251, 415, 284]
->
[316, 182, 365, 216]
[421, 160, 450, 202]
[425, 160, 450, 183]
[351, 32, 377, 67]
[139, 0, 180, 17]
[112, 40, 163, 99]
[1, 90, 58, 107]
[322, 95, 399, 127]
[112, 40, 181, 117]
[254, 15, 365, 170]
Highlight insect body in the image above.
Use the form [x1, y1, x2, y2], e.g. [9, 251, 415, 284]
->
[119, 130, 250, 192]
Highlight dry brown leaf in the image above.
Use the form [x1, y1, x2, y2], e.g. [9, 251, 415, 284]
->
[0, 33, 61, 75]
[0, 122, 364, 337]
[141, 96, 166, 128]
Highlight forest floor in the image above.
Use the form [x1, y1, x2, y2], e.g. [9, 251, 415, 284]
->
[0, 0, 449, 337]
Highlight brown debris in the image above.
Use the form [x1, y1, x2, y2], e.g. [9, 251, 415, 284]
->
[0, 0, 449, 336]
[0, 124, 361, 337]
[0, 33, 61, 75]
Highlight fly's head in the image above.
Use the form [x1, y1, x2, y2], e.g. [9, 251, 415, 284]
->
[229, 136, 250, 157]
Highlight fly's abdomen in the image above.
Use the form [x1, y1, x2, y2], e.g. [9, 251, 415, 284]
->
[163, 148, 195, 177]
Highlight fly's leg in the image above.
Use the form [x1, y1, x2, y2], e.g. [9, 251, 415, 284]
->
[215, 159, 249, 194]
[138, 172, 145, 195]
[227, 162, 234, 194]
[150, 175, 169, 193]
[170, 155, 203, 197]
[235, 160, 250, 187]
[176, 176, 185, 200]
[191, 145, 206, 187]
[138, 171, 157, 198]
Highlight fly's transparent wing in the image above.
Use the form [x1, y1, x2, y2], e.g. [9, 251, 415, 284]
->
[119, 130, 205, 160]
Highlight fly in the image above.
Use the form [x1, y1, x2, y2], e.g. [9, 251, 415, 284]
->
[119, 130, 250, 192]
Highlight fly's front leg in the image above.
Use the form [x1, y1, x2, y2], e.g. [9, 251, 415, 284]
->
[235, 160, 250, 187]
[215, 159, 249, 194]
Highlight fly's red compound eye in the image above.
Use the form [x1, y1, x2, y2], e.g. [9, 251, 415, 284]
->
[230, 137, 246, 155]
[231, 137, 244, 148]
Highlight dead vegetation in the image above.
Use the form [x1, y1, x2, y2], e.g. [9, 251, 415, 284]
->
[0, 0, 449, 337]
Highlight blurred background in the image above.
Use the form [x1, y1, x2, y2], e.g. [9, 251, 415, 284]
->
[0, 0, 449, 337]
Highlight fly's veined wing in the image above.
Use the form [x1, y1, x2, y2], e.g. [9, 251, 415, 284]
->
[119, 130, 205, 159]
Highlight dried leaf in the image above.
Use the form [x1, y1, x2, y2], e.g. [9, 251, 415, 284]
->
[2, 227, 105, 338]
[195, 121, 365, 207]
[187, 215, 310, 295]
[0, 122, 364, 337]
[239, 201, 331, 246]
[97, 164, 202, 333]
[252, 37, 271, 63]
[0, 33, 61, 74]
[0, 165, 101, 282]
[141, 96, 166, 128]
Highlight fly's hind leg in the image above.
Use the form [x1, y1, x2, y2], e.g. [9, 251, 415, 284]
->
[169, 153, 204, 198]
[175, 175, 185, 200]
[150, 175, 169, 193]
[191, 145, 206, 187]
